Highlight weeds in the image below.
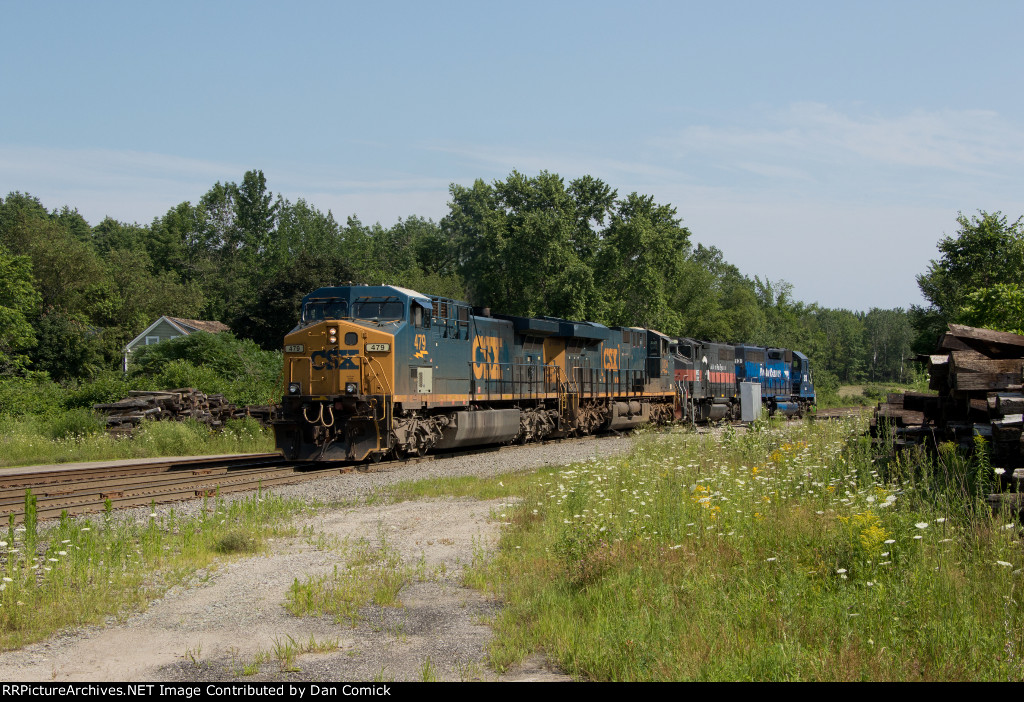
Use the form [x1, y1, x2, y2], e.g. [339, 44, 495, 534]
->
[286, 531, 411, 626]
[419, 656, 439, 681]
[466, 417, 1024, 681]
[0, 416, 274, 469]
[186, 643, 203, 665]
[0, 490, 312, 650]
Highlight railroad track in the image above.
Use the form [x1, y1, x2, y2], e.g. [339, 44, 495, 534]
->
[0, 412, 854, 523]
[0, 436, 611, 523]
[0, 454, 308, 523]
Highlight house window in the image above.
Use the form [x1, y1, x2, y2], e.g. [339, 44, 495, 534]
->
[145, 336, 160, 345]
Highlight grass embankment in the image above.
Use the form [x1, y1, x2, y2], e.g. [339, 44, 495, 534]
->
[816, 382, 928, 409]
[0, 490, 311, 650]
[0, 416, 275, 468]
[436, 419, 1023, 681]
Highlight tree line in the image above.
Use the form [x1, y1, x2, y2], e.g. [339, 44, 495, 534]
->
[7, 168, 997, 400]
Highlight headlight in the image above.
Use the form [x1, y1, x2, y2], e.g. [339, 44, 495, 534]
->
[328, 327, 338, 343]
[288, 382, 301, 395]
[345, 382, 358, 394]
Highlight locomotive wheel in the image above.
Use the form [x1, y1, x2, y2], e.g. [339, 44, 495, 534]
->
[399, 443, 425, 459]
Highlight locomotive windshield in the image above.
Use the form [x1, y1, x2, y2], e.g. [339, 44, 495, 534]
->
[302, 299, 349, 322]
[352, 298, 404, 322]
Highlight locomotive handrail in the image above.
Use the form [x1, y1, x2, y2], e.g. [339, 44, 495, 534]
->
[468, 360, 571, 399]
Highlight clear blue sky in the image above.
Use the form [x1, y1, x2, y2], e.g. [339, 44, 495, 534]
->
[3, 0, 1022, 311]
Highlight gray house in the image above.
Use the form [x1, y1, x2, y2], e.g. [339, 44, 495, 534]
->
[123, 316, 230, 372]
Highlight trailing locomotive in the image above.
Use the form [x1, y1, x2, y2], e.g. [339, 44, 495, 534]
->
[273, 284, 816, 462]
[670, 339, 816, 422]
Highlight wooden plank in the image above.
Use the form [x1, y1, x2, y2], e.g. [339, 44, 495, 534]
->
[948, 324, 1024, 348]
[950, 355, 1024, 374]
[128, 390, 182, 399]
[938, 333, 974, 352]
[875, 408, 925, 426]
[954, 373, 1022, 391]
[969, 397, 990, 413]
[998, 395, 1024, 415]
[903, 391, 939, 411]
[948, 350, 989, 363]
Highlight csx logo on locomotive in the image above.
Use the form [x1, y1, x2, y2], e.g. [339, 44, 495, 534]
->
[312, 349, 358, 370]
[473, 336, 502, 379]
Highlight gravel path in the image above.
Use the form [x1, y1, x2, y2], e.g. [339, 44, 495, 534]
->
[0, 436, 634, 682]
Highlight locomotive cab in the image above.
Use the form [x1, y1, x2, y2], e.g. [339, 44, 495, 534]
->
[277, 285, 426, 461]
[792, 351, 815, 411]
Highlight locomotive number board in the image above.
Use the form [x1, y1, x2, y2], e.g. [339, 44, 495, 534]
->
[366, 343, 391, 352]
[285, 344, 304, 353]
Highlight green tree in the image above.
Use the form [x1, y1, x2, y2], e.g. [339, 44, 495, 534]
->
[597, 193, 690, 333]
[862, 308, 914, 382]
[444, 171, 614, 319]
[813, 308, 865, 383]
[677, 244, 764, 343]
[32, 307, 106, 381]
[235, 169, 279, 258]
[0, 244, 41, 374]
[914, 211, 1024, 350]
[957, 283, 1024, 335]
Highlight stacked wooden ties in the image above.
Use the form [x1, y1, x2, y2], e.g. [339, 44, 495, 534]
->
[94, 389, 273, 434]
[871, 324, 1024, 494]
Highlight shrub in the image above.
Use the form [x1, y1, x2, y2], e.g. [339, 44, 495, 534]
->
[62, 370, 133, 410]
[0, 374, 66, 418]
[135, 418, 211, 456]
[129, 333, 282, 406]
[150, 359, 225, 395]
[47, 408, 106, 440]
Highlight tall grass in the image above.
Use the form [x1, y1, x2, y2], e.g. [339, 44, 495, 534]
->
[0, 490, 312, 649]
[471, 419, 1024, 681]
[0, 416, 275, 468]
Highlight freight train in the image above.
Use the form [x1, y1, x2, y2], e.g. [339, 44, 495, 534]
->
[273, 284, 815, 461]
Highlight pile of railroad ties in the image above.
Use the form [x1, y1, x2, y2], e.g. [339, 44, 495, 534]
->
[93, 389, 274, 434]
[871, 324, 1024, 501]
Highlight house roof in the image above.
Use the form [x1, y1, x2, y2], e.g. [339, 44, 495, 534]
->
[166, 317, 230, 334]
[125, 316, 230, 352]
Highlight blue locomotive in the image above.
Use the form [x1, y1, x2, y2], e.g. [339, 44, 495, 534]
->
[671, 340, 816, 422]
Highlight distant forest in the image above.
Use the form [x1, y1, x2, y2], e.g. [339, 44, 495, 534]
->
[5, 169, 1015, 396]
